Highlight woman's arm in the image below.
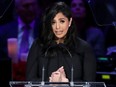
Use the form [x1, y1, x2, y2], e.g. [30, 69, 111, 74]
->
[83, 43, 96, 81]
[26, 39, 41, 81]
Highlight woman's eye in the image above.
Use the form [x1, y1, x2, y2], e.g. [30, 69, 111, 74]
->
[60, 20, 65, 23]
[51, 21, 55, 25]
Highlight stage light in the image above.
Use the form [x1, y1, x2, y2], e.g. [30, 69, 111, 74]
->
[102, 74, 110, 80]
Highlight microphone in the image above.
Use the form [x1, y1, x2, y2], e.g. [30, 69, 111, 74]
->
[41, 66, 45, 86]
[41, 44, 74, 86]
[58, 44, 74, 86]
[41, 45, 55, 86]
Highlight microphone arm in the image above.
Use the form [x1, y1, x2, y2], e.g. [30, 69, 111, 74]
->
[41, 45, 54, 86]
[41, 66, 45, 86]
[59, 44, 74, 86]
[41, 44, 74, 86]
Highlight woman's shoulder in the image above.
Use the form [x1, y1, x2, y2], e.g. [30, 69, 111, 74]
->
[32, 38, 43, 48]
[29, 38, 44, 55]
[75, 37, 92, 50]
[76, 37, 90, 46]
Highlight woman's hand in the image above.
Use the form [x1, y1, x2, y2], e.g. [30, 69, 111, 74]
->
[49, 70, 62, 82]
[49, 66, 69, 82]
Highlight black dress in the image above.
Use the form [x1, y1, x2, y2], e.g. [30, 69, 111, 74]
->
[26, 37, 96, 82]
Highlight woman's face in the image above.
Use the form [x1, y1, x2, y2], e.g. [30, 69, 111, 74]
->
[71, 0, 86, 18]
[51, 12, 72, 39]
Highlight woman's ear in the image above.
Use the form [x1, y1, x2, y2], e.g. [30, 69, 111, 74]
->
[69, 18, 72, 27]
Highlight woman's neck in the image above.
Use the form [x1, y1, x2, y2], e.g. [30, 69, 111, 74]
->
[56, 39, 64, 44]
[55, 36, 66, 44]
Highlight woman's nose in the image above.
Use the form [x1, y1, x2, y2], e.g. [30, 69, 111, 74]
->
[56, 23, 60, 29]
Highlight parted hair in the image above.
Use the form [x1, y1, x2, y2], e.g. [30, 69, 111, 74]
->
[40, 1, 77, 50]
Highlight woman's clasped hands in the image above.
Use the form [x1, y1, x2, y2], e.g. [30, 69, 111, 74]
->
[49, 66, 69, 82]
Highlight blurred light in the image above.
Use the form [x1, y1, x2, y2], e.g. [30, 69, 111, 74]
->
[98, 57, 108, 61]
[102, 75, 110, 80]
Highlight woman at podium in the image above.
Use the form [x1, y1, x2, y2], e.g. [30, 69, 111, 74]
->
[26, 1, 96, 82]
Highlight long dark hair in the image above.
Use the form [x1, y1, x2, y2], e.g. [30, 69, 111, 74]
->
[40, 2, 77, 49]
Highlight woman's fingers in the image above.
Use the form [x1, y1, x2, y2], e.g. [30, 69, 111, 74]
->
[49, 77, 52, 82]
[50, 71, 61, 82]
[57, 66, 63, 71]
[49, 66, 69, 82]
[57, 66, 66, 77]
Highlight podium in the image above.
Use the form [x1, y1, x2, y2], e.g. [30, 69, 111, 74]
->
[9, 81, 106, 87]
